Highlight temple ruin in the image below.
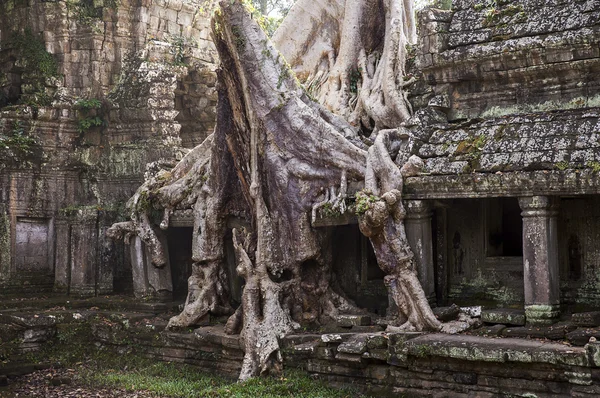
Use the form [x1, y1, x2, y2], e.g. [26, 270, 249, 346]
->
[2, 0, 600, 395]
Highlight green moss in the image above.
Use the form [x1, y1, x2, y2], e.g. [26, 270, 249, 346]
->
[231, 25, 246, 50]
[555, 161, 570, 171]
[587, 161, 600, 173]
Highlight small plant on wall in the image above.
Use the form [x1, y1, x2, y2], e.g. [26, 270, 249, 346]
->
[74, 98, 104, 133]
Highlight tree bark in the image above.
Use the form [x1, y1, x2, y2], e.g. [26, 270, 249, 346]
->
[359, 129, 441, 331]
[273, 0, 416, 130]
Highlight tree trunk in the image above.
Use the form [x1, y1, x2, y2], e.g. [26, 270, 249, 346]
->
[273, 0, 416, 130]
[110, 0, 455, 381]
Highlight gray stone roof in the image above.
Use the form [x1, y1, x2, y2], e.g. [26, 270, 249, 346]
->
[403, 108, 600, 199]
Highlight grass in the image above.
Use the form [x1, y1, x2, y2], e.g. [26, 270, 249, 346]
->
[85, 358, 361, 397]
[21, 318, 369, 398]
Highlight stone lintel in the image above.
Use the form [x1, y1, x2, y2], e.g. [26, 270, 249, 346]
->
[404, 170, 600, 200]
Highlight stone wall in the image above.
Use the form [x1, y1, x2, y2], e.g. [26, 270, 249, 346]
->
[0, 0, 218, 295]
[415, 0, 600, 121]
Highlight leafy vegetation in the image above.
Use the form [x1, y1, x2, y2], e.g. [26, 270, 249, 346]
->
[67, 0, 118, 30]
[74, 97, 104, 133]
[4, 28, 59, 107]
[354, 190, 380, 216]
[243, 0, 294, 37]
[0, 120, 38, 158]
[169, 35, 187, 66]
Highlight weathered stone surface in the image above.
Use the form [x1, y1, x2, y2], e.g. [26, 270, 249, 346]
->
[433, 304, 461, 322]
[336, 315, 372, 327]
[567, 329, 600, 347]
[481, 309, 526, 326]
[337, 334, 369, 355]
[471, 324, 507, 337]
[545, 322, 577, 340]
[573, 312, 600, 328]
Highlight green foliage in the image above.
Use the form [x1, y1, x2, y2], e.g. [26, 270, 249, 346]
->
[68, 0, 118, 29]
[0, 120, 37, 158]
[354, 190, 380, 216]
[555, 161, 569, 171]
[9, 28, 58, 80]
[430, 0, 452, 10]
[75, 98, 102, 110]
[169, 35, 187, 66]
[349, 68, 362, 94]
[320, 202, 342, 218]
[243, 0, 291, 37]
[75, 97, 105, 133]
[478, 1, 525, 27]
[5, 28, 59, 107]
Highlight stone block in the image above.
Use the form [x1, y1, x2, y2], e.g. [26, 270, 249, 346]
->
[336, 314, 371, 327]
[567, 328, 600, 347]
[481, 309, 526, 326]
[502, 326, 547, 339]
[545, 321, 577, 340]
[433, 304, 460, 322]
[573, 312, 600, 328]
[362, 349, 388, 362]
[366, 334, 388, 350]
[334, 352, 363, 363]
[337, 334, 369, 355]
[471, 324, 506, 337]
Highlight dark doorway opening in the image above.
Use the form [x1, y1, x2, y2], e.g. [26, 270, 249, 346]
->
[167, 227, 194, 300]
[487, 198, 523, 257]
[331, 225, 388, 315]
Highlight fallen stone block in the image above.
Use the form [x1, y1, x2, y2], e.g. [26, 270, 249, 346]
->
[336, 315, 371, 327]
[338, 334, 369, 355]
[481, 309, 525, 326]
[433, 304, 460, 322]
[572, 312, 600, 328]
[471, 324, 506, 337]
[567, 328, 600, 346]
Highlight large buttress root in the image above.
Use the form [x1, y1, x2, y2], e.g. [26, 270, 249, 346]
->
[359, 129, 441, 332]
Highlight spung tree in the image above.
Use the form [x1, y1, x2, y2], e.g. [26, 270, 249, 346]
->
[109, 0, 468, 382]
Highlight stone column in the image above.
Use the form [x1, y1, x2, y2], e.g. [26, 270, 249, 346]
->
[405, 200, 435, 302]
[519, 196, 560, 325]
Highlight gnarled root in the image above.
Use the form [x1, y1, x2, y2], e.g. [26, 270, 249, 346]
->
[232, 229, 298, 381]
[167, 260, 232, 329]
[359, 129, 441, 332]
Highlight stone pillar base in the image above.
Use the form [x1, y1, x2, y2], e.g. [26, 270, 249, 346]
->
[525, 304, 560, 326]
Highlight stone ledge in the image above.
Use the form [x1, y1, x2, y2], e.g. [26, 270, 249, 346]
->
[404, 170, 600, 199]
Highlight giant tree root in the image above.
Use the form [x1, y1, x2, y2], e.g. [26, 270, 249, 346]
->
[359, 129, 441, 332]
